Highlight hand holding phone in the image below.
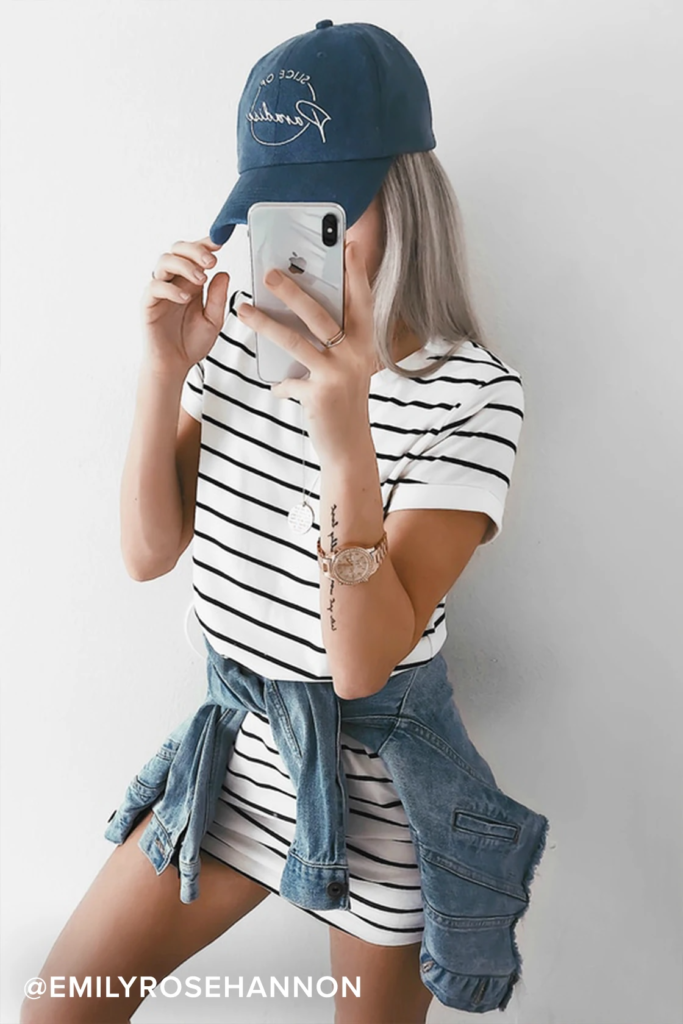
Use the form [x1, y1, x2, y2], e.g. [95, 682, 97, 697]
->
[247, 202, 346, 384]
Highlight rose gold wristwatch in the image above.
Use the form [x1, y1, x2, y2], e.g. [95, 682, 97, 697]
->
[316, 531, 388, 585]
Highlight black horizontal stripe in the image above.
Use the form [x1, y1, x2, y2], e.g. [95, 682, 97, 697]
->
[195, 499, 320, 556]
[205, 826, 287, 861]
[324, 913, 422, 934]
[348, 794, 405, 809]
[348, 807, 411, 830]
[341, 743, 381, 758]
[202, 413, 315, 470]
[221, 777, 294, 812]
[194, 583, 326, 655]
[207, 352, 272, 392]
[488, 401, 524, 418]
[431, 352, 507, 370]
[344, 842, 418, 869]
[204, 382, 310, 440]
[350, 876, 423, 891]
[195, 610, 333, 680]
[200, 440, 320, 498]
[194, 557, 321, 621]
[369, 392, 469, 412]
[387, 453, 511, 486]
[239, 722, 282, 755]
[340, 888, 423, 915]
[219, 791, 296, 825]
[197, 469, 296, 523]
[346, 773, 394, 783]
[224, 768, 295, 798]
[228, 745, 293, 779]
[219, 803, 294, 848]
[193, 529, 320, 590]
[373, 404, 522, 445]
[449, 427, 519, 452]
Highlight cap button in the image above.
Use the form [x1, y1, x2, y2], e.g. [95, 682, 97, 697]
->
[315, 19, 333, 29]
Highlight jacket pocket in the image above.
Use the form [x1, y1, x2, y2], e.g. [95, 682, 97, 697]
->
[104, 736, 182, 845]
[133, 737, 182, 799]
[452, 809, 520, 844]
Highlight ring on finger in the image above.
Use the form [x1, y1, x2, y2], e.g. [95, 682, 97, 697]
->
[324, 327, 346, 348]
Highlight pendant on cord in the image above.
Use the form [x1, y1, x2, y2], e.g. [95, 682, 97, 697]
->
[288, 501, 314, 535]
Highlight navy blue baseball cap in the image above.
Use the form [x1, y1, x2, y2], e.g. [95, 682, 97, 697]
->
[208, 19, 436, 245]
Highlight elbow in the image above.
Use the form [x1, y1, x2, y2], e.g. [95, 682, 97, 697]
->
[333, 668, 397, 701]
[333, 625, 417, 702]
[121, 545, 178, 582]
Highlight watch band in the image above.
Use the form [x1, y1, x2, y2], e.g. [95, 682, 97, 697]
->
[316, 531, 388, 585]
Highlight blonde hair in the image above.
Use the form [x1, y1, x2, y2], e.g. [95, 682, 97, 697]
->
[371, 150, 500, 378]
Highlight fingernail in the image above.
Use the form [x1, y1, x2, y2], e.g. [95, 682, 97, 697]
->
[265, 268, 282, 286]
[236, 301, 253, 316]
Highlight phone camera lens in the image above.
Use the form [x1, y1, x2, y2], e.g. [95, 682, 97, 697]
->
[322, 213, 338, 248]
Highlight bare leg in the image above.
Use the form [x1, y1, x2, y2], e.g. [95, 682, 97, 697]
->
[19, 808, 271, 1024]
[329, 927, 433, 1024]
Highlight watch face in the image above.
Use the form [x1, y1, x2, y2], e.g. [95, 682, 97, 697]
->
[334, 547, 372, 584]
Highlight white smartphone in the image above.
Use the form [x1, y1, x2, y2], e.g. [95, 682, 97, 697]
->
[247, 202, 346, 384]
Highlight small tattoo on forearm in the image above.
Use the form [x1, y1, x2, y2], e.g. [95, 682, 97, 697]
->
[327, 503, 338, 630]
[327, 579, 336, 631]
[329, 503, 338, 551]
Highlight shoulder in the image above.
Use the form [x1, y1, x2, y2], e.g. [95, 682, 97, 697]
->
[420, 337, 524, 415]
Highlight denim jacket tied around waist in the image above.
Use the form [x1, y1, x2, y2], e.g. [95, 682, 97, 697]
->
[104, 635, 549, 1015]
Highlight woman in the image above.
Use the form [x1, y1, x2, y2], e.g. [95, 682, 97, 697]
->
[21, 20, 542, 1024]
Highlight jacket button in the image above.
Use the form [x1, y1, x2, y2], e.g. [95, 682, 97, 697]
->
[326, 880, 346, 897]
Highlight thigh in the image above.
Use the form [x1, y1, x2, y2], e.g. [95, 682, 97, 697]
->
[20, 808, 271, 1024]
[328, 927, 433, 1024]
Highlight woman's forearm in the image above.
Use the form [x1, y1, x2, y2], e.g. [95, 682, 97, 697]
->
[120, 359, 187, 580]
[318, 417, 416, 700]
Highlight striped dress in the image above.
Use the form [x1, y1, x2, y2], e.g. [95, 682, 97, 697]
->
[200, 710, 425, 945]
[181, 285, 525, 942]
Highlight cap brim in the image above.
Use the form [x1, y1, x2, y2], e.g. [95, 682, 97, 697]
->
[208, 156, 395, 246]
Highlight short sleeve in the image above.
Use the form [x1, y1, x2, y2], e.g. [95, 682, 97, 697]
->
[180, 359, 205, 422]
[386, 374, 525, 545]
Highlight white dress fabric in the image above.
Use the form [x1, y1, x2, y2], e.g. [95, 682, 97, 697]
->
[200, 710, 426, 945]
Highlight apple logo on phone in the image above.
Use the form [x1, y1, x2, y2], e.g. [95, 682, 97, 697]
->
[288, 252, 306, 275]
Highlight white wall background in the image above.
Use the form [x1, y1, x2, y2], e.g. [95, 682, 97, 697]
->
[1, 1, 681, 1022]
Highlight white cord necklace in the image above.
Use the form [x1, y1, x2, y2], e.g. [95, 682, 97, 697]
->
[287, 402, 320, 535]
